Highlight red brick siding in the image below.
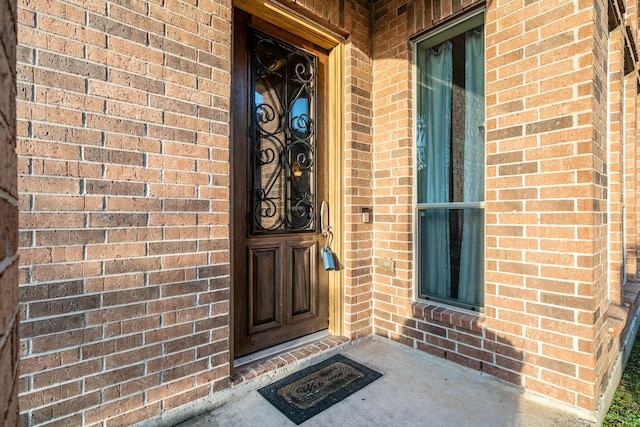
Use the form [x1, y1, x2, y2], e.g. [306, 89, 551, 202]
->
[624, 0, 639, 284]
[15, 0, 373, 424]
[1, 0, 20, 423]
[341, 0, 375, 339]
[16, 0, 234, 424]
[280, 0, 349, 30]
[610, 24, 625, 304]
[12, 0, 640, 421]
[371, 0, 638, 411]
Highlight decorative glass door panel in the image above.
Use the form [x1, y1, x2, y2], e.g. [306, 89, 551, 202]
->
[232, 10, 329, 358]
[251, 30, 317, 234]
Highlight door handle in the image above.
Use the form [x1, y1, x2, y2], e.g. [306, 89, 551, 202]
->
[320, 200, 329, 236]
[319, 200, 335, 271]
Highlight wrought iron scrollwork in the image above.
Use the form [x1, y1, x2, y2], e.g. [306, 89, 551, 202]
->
[250, 30, 318, 234]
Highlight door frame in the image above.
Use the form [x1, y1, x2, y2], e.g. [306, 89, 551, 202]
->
[231, 0, 345, 361]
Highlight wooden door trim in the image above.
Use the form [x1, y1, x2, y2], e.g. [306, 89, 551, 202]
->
[234, 0, 345, 49]
[327, 42, 344, 337]
[231, 1, 345, 359]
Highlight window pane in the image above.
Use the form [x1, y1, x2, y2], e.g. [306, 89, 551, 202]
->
[418, 208, 484, 308]
[250, 30, 317, 233]
[416, 21, 485, 204]
[415, 14, 485, 310]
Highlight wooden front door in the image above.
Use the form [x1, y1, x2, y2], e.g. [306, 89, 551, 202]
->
[232, 10, 330, 357]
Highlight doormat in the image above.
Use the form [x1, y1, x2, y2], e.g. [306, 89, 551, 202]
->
[257, 354, 382, 425]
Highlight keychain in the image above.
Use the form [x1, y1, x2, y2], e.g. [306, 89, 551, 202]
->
[322, 229, 336, 271]
[319, 201, 336, 271]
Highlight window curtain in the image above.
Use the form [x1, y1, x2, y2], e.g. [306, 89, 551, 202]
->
[458, 28, 484, 306]
[419, 42, 453, 299]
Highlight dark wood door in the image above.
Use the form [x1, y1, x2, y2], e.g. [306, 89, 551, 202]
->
[232, 10, 330, 357]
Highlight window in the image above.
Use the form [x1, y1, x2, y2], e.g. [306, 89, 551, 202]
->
[415, 13, 485, 310]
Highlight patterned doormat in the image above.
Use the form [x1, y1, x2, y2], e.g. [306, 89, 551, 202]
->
[257, 354, 382, 425]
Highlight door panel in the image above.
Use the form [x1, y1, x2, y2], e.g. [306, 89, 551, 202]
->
[248, 245, 280, 332]
[232, 9, 329, 357]
[290, 241, 317, 319]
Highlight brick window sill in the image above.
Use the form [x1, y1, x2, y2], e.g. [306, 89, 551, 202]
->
[606, 303, 628, 337]
[412, 301, 484, 334]
[623, 282, 640, 311]
[609, 282, 640, 338]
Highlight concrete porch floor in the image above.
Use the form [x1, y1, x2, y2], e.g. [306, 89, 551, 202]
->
[173, 337, 597, 427]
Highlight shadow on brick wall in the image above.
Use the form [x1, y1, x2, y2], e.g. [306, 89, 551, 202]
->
[372, 301, 528, 425]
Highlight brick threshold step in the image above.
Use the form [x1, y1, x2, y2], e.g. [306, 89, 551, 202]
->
[230, 332, 350, 386]
[136, 334, 353, 426]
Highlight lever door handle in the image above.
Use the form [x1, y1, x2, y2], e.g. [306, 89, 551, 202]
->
[320, 200, 329, 236]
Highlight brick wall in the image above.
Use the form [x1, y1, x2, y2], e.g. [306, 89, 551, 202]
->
[341, 0, 375, 339]
[605, 1, 640, 401]
[623, 0, 638, 284]
[586, 0, 612, 409]
[13, 0, 640, 422]
[1, 0, 19, 423]
[16, 0, 234, 424]
[609, 19, 625, 303]
[371, 0, 640, 411]
[608, 0, 640, 304]
[15, 0, 373, 424]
